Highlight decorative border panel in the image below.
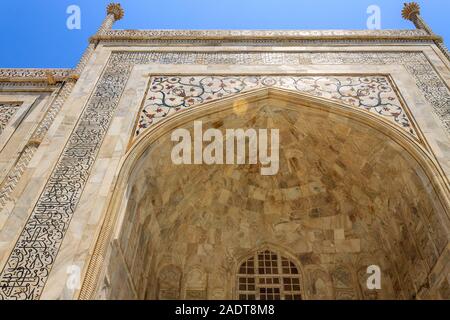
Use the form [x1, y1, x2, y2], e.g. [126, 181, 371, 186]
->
[0, 50, 448, 300]
[0, 69, 71, 81]
[0, 103, 22, 136]
[92, 29, 438, 43]
[104, 29, 430, 38]
[136, 75, 417, 139]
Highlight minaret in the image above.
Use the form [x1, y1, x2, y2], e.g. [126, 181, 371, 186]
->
[70, 3, 124, 80]
[0, 4, 126, 213]
[402, 2, 450, 61]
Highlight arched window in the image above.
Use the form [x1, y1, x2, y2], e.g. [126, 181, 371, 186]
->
[237, 249, 302, 300]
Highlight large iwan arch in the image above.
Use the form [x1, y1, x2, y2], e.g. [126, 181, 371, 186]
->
[78, 88, 450, 300]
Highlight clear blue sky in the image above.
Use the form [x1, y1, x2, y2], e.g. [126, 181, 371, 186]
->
[1, 0, 449, 68]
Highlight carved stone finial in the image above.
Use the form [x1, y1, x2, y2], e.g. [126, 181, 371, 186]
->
[402, 2, 420, 21]
[45, 71, 56, 85]
[107, 3, 124, 21]
[66, 73, 80, 82]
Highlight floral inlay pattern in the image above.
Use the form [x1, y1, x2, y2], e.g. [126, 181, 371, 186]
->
[0, 102, 22, 135]
[136, 76, 416, 138]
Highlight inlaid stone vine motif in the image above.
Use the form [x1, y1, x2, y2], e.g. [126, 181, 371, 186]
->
[0, 50, 449, 300]
[0, 102, 22, 135]
[136, 75, 416, 138]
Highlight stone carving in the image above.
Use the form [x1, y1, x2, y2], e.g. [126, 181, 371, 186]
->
[185, 290, 207, 299]
[159, 265, 182, 285]
[0, 142, 38, 208]
[0, 103, 21, 135]
[0, 83, 54, 91]
[185, 268, 207, 288]
[307, 267, 333, 299]
[0, 50, 448, 300]
[137, 75, 416, 139]
[331, 265, 358, 300]
[210, 288, 226, 300]
[402, 2, 421, 21]
[0, 83, 74, 212]
[184, 268, 207, 299]
[332, 266, 354, 288]
[97, 29, 431, 40]
[208, 268, 227, 299]
[158, 265, 182, 300]
[0, 69, 70, 81]
[106, 3, 124, 21]
[32, 83, 75, 142]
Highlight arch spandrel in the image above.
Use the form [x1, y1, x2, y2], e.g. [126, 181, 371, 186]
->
[132, 75, 423, 148]
[79, 88, 450, 300]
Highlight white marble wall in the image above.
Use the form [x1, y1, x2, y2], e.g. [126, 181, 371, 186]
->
[0, 41, 448, 300]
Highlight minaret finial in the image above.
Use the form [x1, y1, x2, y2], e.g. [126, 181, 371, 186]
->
[400, 2, 450, 62]
[401, 2, 420, 21]
[107, 3, 124, 21]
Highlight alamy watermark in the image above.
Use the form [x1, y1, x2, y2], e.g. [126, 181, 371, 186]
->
[171, 121, 279, 176]
[366, 265, 381, 290]
[66, 264, 81, 291]
[66, 5, 81, 30]
[367, 5, 381, 30]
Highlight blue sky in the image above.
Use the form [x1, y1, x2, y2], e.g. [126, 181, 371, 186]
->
[1, 0, 449, 68]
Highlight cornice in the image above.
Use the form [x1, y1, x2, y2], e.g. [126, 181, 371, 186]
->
[90, 29, 442, 42]
[0, 68, 72, 83]
[0, 30, 443, 83]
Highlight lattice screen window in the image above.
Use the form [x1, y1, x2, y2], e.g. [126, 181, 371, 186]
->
[237, 250, 302, 300]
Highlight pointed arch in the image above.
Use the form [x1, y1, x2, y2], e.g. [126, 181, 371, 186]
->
[78, 87, 450, 300]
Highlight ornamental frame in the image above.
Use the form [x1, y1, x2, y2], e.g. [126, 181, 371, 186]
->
[132, 74, 423, 143]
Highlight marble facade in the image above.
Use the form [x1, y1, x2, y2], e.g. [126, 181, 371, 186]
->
[0, 3, 449, 300]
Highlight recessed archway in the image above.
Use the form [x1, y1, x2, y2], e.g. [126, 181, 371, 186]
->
[79, 88, 450, 300]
